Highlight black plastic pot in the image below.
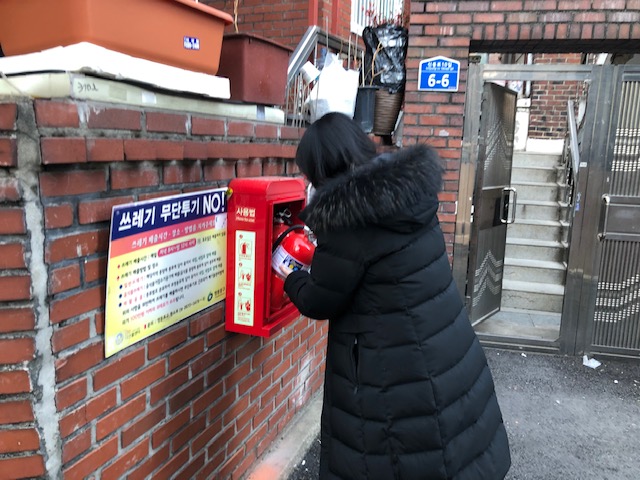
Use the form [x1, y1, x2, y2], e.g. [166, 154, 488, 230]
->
[353, 86, 378, 133]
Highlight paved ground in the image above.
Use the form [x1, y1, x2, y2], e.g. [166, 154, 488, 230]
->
[284, 348, 640, 480]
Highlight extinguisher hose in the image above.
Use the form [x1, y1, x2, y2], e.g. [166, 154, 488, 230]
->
[272, 224, 306, 253]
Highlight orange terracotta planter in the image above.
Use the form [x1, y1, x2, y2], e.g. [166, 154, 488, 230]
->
[0, 0, 233, 75]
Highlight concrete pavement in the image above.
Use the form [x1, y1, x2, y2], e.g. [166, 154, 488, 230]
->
[247, 348, 640, 480]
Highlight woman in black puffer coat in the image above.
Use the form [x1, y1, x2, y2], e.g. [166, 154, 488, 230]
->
[283, 112, 511, 480]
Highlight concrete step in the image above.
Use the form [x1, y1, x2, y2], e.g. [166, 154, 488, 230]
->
[505, 237, 568, 262]
[502, 279, 565, 312]
[497, 307, 562, 329]
[511, 165, 562, 183]
[515, 200, 569, 221]
[511, 181, 563, 202]
[504, 257, 567, 284]
[507, 219, 569, 242]
[512, 152, 562, 168]
[474, 308, 561, 340]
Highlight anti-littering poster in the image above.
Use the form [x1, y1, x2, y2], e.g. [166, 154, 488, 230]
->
[104, 188, 227, 357]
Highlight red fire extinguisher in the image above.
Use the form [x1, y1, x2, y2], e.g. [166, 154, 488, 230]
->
[270, 218, 315, 313]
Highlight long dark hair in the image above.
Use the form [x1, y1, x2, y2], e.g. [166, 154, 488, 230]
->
[295, 112, 377, 187]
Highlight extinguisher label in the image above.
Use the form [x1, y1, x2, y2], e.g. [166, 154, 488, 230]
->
[234, 230, 256, 326]
[271, 245, 311, 277]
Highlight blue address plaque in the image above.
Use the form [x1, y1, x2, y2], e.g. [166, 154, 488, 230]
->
[418, 56, 460, 92]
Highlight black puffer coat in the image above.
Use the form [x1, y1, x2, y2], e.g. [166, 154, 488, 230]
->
[284, 145, 511, 480]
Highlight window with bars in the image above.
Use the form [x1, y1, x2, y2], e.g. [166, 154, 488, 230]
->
[350, 0, 404, 35]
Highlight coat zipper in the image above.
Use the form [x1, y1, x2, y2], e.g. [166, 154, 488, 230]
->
[352, 336, 360, 394]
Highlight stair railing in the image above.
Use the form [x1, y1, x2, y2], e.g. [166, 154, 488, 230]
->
[562, 100, 581, 209]
[285, 26, 364, 128]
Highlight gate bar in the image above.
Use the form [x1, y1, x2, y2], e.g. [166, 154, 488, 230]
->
[482, 64, 594, 82]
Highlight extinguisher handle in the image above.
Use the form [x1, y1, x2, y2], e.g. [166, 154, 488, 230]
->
[272, 224, 305, 253]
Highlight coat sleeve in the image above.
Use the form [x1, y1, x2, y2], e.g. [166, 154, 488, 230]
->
[283, 238, 365, 320]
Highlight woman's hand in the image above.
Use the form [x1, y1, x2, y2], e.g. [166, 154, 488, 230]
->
[279, 265, 292, 279]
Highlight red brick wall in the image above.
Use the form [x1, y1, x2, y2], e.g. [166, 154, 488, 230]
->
[528, 53, 584, 139]
[0, 98, 327, 479]
[0, 102, 47, 477]
[334, 0, 353, 40]
[406, 1, 640, 251]
[204, 0, 353, 49]
[205, 0, 309, 48]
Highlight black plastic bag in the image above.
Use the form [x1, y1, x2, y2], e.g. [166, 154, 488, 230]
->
[362, 24, 408, 94]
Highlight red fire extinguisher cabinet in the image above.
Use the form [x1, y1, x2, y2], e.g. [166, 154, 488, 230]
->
[225, 177, 307, 337]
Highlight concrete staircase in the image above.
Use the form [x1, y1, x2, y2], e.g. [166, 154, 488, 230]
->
[503, 151, 569, 314]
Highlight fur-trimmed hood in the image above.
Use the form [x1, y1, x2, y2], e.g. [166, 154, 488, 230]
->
[300, 144, 444, 233]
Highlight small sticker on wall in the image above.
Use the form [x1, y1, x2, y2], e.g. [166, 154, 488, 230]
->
[184, 36, 200, 50]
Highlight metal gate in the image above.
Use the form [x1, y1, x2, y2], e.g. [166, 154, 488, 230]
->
[574, 66, 640, 358]
[455, 63, 640, 359]
[453, 63, 595, 351]
[467, 83, 517, 323]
